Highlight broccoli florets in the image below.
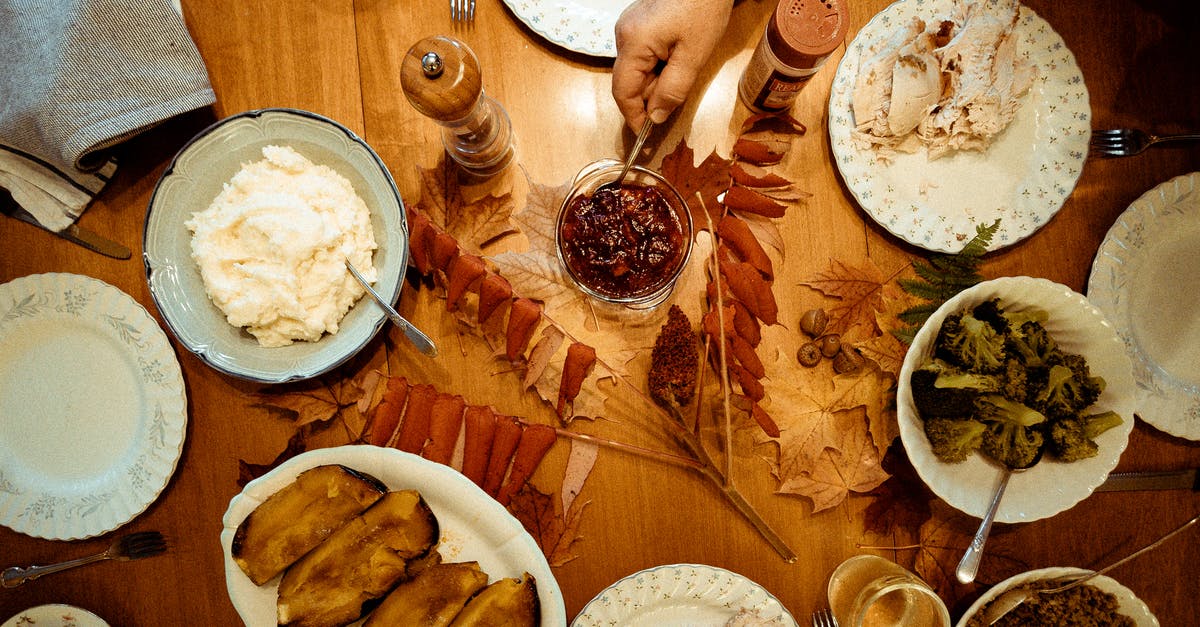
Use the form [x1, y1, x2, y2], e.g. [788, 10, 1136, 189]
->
[934, 311, 1009, 373]
[1031, 355, 1106, 421]
[1047, 411, 1124, 462]
[924, 417, 988, 463]
[974, 395, 1047, 468]
[1006, 319, 1057, 367]
[913, 299, 1120, 468]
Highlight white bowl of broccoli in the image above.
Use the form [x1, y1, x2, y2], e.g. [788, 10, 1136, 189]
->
[897, 276, 1135, 523]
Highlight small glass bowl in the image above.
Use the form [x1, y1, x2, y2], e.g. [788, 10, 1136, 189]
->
[555, 159, 693, 309]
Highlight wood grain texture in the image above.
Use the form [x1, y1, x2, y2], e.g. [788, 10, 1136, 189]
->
[1, 1, 1197, 624]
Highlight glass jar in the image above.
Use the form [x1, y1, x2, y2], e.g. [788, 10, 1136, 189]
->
[556, 159, 692, 309]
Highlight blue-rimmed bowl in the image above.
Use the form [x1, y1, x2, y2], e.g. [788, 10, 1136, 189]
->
[143, 108, 408, 383]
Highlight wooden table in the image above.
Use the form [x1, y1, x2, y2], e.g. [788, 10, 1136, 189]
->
[2, 0, 1198, 624]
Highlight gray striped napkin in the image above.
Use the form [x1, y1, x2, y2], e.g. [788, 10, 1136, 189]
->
[0, 0, 215, 231]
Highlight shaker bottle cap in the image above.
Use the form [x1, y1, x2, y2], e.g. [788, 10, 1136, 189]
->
[768, 0, 849, 69]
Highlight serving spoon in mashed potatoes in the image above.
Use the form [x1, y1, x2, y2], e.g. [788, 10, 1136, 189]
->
[345, 261, 437, 357]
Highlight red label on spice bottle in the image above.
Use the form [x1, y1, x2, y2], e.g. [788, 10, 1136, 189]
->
[738, 0, 848, 112]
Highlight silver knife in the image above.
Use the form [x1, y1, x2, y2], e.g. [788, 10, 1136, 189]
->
[1097, 468, 1199, 492]
[0, 188, 131, 259]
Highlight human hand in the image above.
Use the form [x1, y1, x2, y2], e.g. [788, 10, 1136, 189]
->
[612, 0, 733, 131]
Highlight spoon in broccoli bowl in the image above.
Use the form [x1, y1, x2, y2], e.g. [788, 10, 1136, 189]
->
[955, 434, 1045, 585]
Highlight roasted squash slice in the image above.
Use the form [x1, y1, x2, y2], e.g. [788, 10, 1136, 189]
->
[276, 490, 439, 627]
[232, 464, 386, 585]
[364, 561, 490, 627]
[448, 573, 539, 627]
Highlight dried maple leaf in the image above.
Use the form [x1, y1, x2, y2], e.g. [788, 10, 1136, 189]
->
[251, 379, 364, 429]
[514, 175, 570, 255]
[416, 156, 517, 247]
[800, 259, 892, 336]
[775, 407, 890, 512]
[914, 501, 1032, 605]
[507, 482, 588, 567]
[658, 138, 731, 236]
[863, 440, 933, 537]
[238, 430, 307, 486]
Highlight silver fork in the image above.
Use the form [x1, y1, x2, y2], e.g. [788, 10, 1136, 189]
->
[1090, 128, 1200, 157]
[812, 607, 840, 627]
[2, 530, 167, 587]
[450, 0, 475, 22]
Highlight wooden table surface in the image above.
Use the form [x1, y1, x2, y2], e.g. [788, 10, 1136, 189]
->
[2, 1, 1198, 625]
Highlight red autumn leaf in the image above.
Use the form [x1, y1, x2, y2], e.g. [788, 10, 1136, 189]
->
[430, 231, 460, 274]
[658, 138, 732, 235]
[732, 138, 785, 165]
[423, 393, 465, 465]
[362, 376, 409, 447]
[556, 342, 597, 418]
[740, 111, 807, 136]
[476, 272, 512, 324]
[729, 335, 765, 380]
[505, 297, 542, 362]
[446, 254, 487, 312]
[729, 362, 765, 401]
[393, 383, 437, 454]
[730, 162, 792, 189]
[731, 300, 762, 347]
[718, 214, 773, 279]
[719, 257, 778, 325]
[496, 423, 558, 505]
[483, 415, 523, 496]
[750, 402, 780, 438]
[462, 405, 497, 487]
[724, 185, 788, 218]
[407, 208, 436, 275]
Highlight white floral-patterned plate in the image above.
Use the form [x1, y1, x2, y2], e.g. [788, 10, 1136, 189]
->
[2, 604, 109, 627]
[0, 273, 186, 540]
[572, 563, 796, 626]
[501, 0, 635, 58]
[828, 0, 1090, 253]
[1087, 172, 1200, 440]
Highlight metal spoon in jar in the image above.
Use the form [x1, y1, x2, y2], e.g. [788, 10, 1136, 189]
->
[609, 118, 654, 189]
[345, 261, 438, 357]
[982, 512, 1199, 624]
[956, 445, 1045, 585]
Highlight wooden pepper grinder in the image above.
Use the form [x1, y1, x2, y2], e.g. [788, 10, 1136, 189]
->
[401, 36, 515, 176]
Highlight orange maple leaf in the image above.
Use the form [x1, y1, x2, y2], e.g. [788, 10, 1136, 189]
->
[250, 379, 363, 429]
[658, 138, 731, 236]
[913, 501, 1032, 605]
[775, 407, 890, 512]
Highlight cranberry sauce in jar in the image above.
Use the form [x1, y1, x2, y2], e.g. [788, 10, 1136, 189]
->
[559, 183, 687, 300]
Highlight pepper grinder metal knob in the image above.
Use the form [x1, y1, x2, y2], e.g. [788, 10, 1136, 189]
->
[401, 36, 515, 176]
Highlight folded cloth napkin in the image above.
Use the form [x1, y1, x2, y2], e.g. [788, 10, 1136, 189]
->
[0, 0, 215, 231]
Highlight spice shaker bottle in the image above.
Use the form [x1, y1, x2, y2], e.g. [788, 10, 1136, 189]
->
[738, 0, 848, 113]
[401, 36, 515, 176]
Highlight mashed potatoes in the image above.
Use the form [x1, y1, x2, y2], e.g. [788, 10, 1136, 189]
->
[187, 145, 378, 347]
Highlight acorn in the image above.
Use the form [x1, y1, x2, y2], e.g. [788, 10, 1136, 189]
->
[819, 333, 841, 358]
[799, 308, 828, 338]
[832, 346, 864, 374]
[797, 342, 821, 367]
